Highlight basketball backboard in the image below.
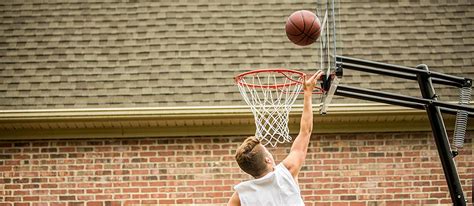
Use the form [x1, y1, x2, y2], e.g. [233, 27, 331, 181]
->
[313, 0, 342, 114]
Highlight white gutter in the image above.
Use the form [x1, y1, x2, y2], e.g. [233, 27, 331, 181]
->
[0, 103, 468, 140]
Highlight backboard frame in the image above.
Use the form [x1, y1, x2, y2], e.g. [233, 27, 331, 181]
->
[314, 0, 342, 114]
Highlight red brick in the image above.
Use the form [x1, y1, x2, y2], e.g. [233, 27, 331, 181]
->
[403, 200, 421, 205]
[177, 199, 193, 204]
[95, 195, 113, 200]
[359, 158, 375, 163]
[86, 202, 102, 206]
[332, 202, 350, 206]
[104, 201, 121, 206]
[214, 185, 231, 191]
[59, 196, 75, 201]
[140, 188, 157, 193]
[139, 152, 156, 156]
[158, 200, 175, 204]
[23, 196, 39, 201]
[386, 201, 403, 206]
[140, 200, 157, 204]
[205, 192, 224, 198]
[430, 192, 448, 198]
[349, 202, 366, 206]
[114, 194, 131, 199]
[39, 196, 57, 201]
[123, 201, 139, 205]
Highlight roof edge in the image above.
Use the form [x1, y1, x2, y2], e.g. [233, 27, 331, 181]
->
[0, 103, 427, 118]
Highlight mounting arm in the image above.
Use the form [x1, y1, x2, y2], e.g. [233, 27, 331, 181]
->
[334, 55, 472, 206]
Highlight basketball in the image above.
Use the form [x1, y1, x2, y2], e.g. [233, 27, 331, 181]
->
[285, 10, 321, 46]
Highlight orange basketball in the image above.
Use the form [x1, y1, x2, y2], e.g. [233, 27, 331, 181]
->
[285, 10, 321, 46]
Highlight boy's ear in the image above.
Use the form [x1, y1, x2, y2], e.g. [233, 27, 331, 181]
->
[265, 157, 272, 164]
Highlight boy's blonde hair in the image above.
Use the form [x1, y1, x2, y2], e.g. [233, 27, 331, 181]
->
[235, 136, 268, 177]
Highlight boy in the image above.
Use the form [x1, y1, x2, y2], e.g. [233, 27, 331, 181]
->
[228, 71, 323, 205]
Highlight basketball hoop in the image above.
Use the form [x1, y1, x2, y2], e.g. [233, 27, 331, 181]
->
[235, 69, 320, 147]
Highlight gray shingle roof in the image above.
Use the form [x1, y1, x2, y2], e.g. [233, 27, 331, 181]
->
[1, 0, 473, 109]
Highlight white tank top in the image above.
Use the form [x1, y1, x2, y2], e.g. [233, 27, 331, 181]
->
[234, 163, 305, 206]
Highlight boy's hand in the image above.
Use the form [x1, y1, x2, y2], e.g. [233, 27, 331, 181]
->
[303, 70, 324, 92]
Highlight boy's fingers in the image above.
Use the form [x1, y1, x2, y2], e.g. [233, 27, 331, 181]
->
[307, 71, 319, 81]
[308, 70, 324, 82]
[316, 71, 323, 80]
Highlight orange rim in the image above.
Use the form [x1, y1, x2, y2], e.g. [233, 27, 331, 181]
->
[235, 68, 305, 89]
[235, 68, 325, 94]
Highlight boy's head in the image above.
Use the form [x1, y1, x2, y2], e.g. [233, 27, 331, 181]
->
[235, 136, 275, 178]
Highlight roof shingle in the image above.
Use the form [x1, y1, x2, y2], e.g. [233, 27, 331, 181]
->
[0, 0, 472, 109]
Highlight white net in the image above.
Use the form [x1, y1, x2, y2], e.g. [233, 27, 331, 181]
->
[236, 69, 304, 147]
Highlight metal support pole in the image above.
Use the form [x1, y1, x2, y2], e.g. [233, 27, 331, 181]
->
[332, 55, 472, 205]
[416, 64, 466, 206]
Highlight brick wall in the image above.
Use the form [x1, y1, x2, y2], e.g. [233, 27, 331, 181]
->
[0, 132, 472, 206]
